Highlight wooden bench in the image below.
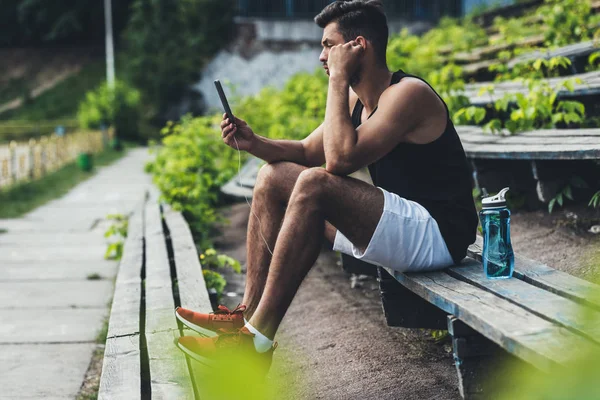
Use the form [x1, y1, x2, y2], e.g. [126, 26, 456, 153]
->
[98, 197, 213, 399]
[221, 157, 600, 398]
[378, 237, 600, 399]
[455, 125, 600, 202]
[461, 70, 600, 106]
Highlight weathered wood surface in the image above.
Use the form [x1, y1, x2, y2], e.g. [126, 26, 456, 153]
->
[453, 34, 545, 65]
[144, 204, 194, 399]
[463, 40, 599, 75]
[163, 209, 213, 314]
[461, 70, 600, 105]
[384, 265, 598, 372]
[455, 125, 600, 160]
[468, 238, 600, 310]
[144, 330, 194, 400]
[98, 335, 141, 400]
[447, 261, 600, 344]
[378, 267, 448, 329]
[106, 206, 144, 339]
[508, 40, 599, 68]
[221, 156, 262, 199]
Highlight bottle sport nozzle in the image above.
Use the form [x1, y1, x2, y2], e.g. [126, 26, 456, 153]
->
[482, 187, 509, 208]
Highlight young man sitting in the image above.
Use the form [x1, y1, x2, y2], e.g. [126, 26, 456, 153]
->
[174, 0, 478, 375]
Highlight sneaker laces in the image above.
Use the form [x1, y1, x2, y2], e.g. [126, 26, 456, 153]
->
[214, 328, 254, 348]
[213, 303, 247, 315]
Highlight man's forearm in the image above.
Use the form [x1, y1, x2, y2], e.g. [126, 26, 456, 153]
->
[249, 135, 309, 165]
[324, 76, 357, 172]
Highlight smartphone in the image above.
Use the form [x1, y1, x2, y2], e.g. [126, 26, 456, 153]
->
[214, 80, 235, 123]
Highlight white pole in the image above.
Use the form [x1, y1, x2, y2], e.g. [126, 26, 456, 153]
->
[104, 0, 116, 89]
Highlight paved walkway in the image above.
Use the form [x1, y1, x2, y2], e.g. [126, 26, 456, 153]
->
[0, 148, 157, 399]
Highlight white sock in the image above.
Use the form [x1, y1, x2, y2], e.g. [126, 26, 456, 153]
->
[244, 322, 274, 353]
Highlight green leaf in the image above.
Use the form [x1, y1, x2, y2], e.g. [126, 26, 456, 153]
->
[474, 108, 486, 124]
[564, 185, 573, 200]
[548, 198, 556, 213]
[557, 193, 563, 206]
[552, 113, 563, 124]
[563, 79, 575, 92]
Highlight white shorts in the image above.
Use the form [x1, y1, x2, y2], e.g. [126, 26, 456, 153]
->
[333, 187, 454, 273]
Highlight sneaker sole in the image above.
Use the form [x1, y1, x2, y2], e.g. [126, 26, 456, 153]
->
[176, 340, 216, 367]
[174, 309, 217, 337]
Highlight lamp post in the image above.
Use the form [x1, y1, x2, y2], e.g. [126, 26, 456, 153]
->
[104, 0, 116, 89]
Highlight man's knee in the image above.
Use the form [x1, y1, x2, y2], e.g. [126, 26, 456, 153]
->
[291, 168, 331, 202]
[254, 161, 305, 200]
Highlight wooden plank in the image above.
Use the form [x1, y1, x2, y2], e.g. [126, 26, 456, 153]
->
[462, 71, 600, 105]
[457, 126, 600, 138]
[221, 181, 254, 199]
[508, 41, 598, 69]
[468, 238, 600, 310]
[144, 203, 195, 398]
[107, 206, 144, 339]
[221, 156, 262, 199]
[145, 330, 195, 399]
[462, 136, 600, 146]
[163, 210, 213, 314]
[144, 203, 178, 334]
[464, 143, 600, 160]
[98, 335, 141, 400]
[385, 267, 597, 372]
[447, 260, 600, 344]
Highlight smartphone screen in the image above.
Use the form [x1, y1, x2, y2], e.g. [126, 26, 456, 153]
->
[214, 80, 235, 122]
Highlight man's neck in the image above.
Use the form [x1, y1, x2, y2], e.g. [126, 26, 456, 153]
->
[351, 65, 394, 116]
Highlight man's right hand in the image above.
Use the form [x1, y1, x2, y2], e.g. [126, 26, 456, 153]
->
[221, 113, 255, 152]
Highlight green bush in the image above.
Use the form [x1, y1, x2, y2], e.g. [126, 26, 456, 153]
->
[146, 114, 239, 248]
[540, 0, 597, 46]
[77, 81, 142, 141]
[200, 248, 242, 298]
[146, 70, 328, 246]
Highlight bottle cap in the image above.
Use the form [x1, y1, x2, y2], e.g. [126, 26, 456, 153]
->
[482, 187, 509, 208]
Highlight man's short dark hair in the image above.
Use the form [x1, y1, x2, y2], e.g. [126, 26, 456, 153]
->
[314, 0, 388, 66]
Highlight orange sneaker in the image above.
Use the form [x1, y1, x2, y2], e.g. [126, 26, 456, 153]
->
[175, 304, 246, 336]
[175, 327, 277, 373]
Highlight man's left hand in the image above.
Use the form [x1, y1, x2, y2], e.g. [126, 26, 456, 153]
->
[327, 40, 363, 81]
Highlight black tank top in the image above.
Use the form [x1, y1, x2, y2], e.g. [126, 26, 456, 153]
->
[351, 70, 478, 264]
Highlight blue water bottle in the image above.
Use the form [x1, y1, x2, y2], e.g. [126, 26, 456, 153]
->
[479, 187, 514, 279]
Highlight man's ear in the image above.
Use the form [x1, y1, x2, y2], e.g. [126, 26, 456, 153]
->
[355, 36, 367, 51]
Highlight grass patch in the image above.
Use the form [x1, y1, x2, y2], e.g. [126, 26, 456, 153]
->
[0, 143, 137, 218]
[87, 273, 103, 280]
[0, 60, 106, 121]
[96, 318, 109, 345]
[0, 77, 28, 105]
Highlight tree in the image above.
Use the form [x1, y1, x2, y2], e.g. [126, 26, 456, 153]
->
[122, 0, 235, 123]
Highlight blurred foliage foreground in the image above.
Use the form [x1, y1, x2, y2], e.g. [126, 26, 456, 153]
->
[495, 286, 600, 400]
[146, 1, 600, 395]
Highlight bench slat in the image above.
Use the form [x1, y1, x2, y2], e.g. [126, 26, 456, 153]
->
[448, 260, 600, 344]
[98, 335, 141, 400]
[468, 238, 600, 310]
[144, 330, 195, 400]
[106, 206, 143, 338]
[464, 144, 600, 160]
[144, 204, 194, 398]
[459, 135, 600, 145]
[163, 210, 212, 313]
[386, 267, 597, 371]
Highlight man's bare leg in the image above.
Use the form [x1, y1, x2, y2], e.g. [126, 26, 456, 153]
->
[242, 161, 308, 319]
[248, 168, 384, 339]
